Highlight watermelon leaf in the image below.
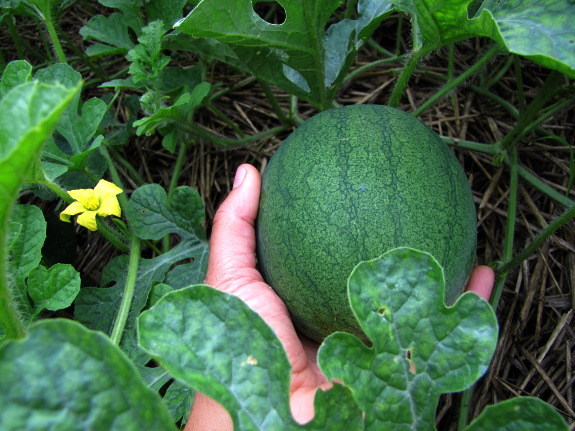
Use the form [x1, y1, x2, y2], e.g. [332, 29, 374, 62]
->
[389, 0, 575, 78]
[28, 263, 81, 314]
[472, 0, 575, 79]
[466, 396, 568, 431]
[0, 79, 77, 339]
[0, 319, 176, 431]
[6, 205, 47, 317]
[172, 0, 394, 109]
[74, 184, 209, 360]
[317, 247, 499, 430]
[138, 285, 363, 430]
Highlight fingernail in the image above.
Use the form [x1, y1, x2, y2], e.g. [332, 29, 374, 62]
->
[233, 166, 247, 189]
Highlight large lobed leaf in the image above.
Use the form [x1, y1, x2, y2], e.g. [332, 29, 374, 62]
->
[138, 285, 363, 430]
[173, 0, 394, 109]
[389, 0, 575, 78]
[318, 248, 499, 430]
[0, 319, 175, 431]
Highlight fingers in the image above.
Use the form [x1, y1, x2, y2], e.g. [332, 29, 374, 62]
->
[465, 265, 495, 301]
[205, 164, 263, 287]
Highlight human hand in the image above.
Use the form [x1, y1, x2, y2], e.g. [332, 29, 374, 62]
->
[186, 164, 495, 430]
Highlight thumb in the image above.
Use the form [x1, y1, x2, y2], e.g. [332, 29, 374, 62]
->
[205, 164, 263, 288]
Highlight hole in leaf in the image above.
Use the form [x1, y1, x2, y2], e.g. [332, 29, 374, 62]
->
[252, 1, 286, 25]
[377, 306, 386, 316]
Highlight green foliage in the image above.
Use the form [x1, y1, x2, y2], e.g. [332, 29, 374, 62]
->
[0, 0, 573, 429]
[138, 248, 568, 430]
[173, 0, 394, 110]
[138, 284, 364, 430]
[0, 319, 176, 431]
[74, 184, 209, 359]
[466, 397, 569, 431]
[8, 205, 80, 320]
[318, 248, 498, 429]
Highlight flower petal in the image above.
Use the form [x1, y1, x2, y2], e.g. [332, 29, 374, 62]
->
[97, 195, 122, 218]
[76, 211, 98, 231]
[68, 188, 96, 204]
[94, 179, 123, 199]
[60, 201, 87, 222]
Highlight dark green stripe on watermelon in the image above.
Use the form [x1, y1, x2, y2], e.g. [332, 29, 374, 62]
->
[256, 104, 477, 342]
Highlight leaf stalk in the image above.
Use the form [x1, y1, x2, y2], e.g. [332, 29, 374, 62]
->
[110, 234, 141, 345]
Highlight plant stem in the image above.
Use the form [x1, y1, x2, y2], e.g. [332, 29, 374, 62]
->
[495, 204, 575, 275]
[395, 14, 404, 56]
[367, 38, 395, 58]
[513, 55, 525, 113]
[37, 177, 74, 203]
[163, 143, 187, 253]
[413, 45, 500, 117]
[303, 4, 328, 110]
[388, 49, 426, 108]
[109, 234, 141, 345]
[490, 146, 519, 309]
[458, 146, 519, 430]
[441, 137, 575, 208]
[259, 80, 291, 124]
[0, 238, 27, 340]
[344, 55, 406, 83]
[43, 13, 67, 63]
[96, 219, 129, 253]
[108, 147, 147, 187]
[441, 137, 499, 155]
[344, 0, 358, 19]
[181, 123, 291, 147]
[517, 166, 574, 208]
[499, 69, 563, 152]
[100, 145, 128, 211]
[457, 389, 473, 431]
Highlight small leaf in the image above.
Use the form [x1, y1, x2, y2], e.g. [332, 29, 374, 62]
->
[0, 319, 176, 431]
[99, 0, 143, 35]
[163, 379, 195, 423]
[138, 285, 363, 430]
[28, 263, 81, 313]
[318, 248, 498, 430]
[7, 205, 46, 314]
[80, 12, 136, 56]
[75, 184, 209, 358]
[0, 60, 32, 98]
[466, 396, 568, 431]
[144, 0, 187, 28]
[133, 82, 211, 137]
[126, 184, 208, 242]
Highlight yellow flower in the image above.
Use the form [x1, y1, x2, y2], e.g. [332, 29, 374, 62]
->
[60, 179, 123, 231]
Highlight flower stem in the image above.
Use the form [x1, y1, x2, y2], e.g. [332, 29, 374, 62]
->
[110, 234, 141, 345]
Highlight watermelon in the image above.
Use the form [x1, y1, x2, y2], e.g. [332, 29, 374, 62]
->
[256, 104, 477, 342]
